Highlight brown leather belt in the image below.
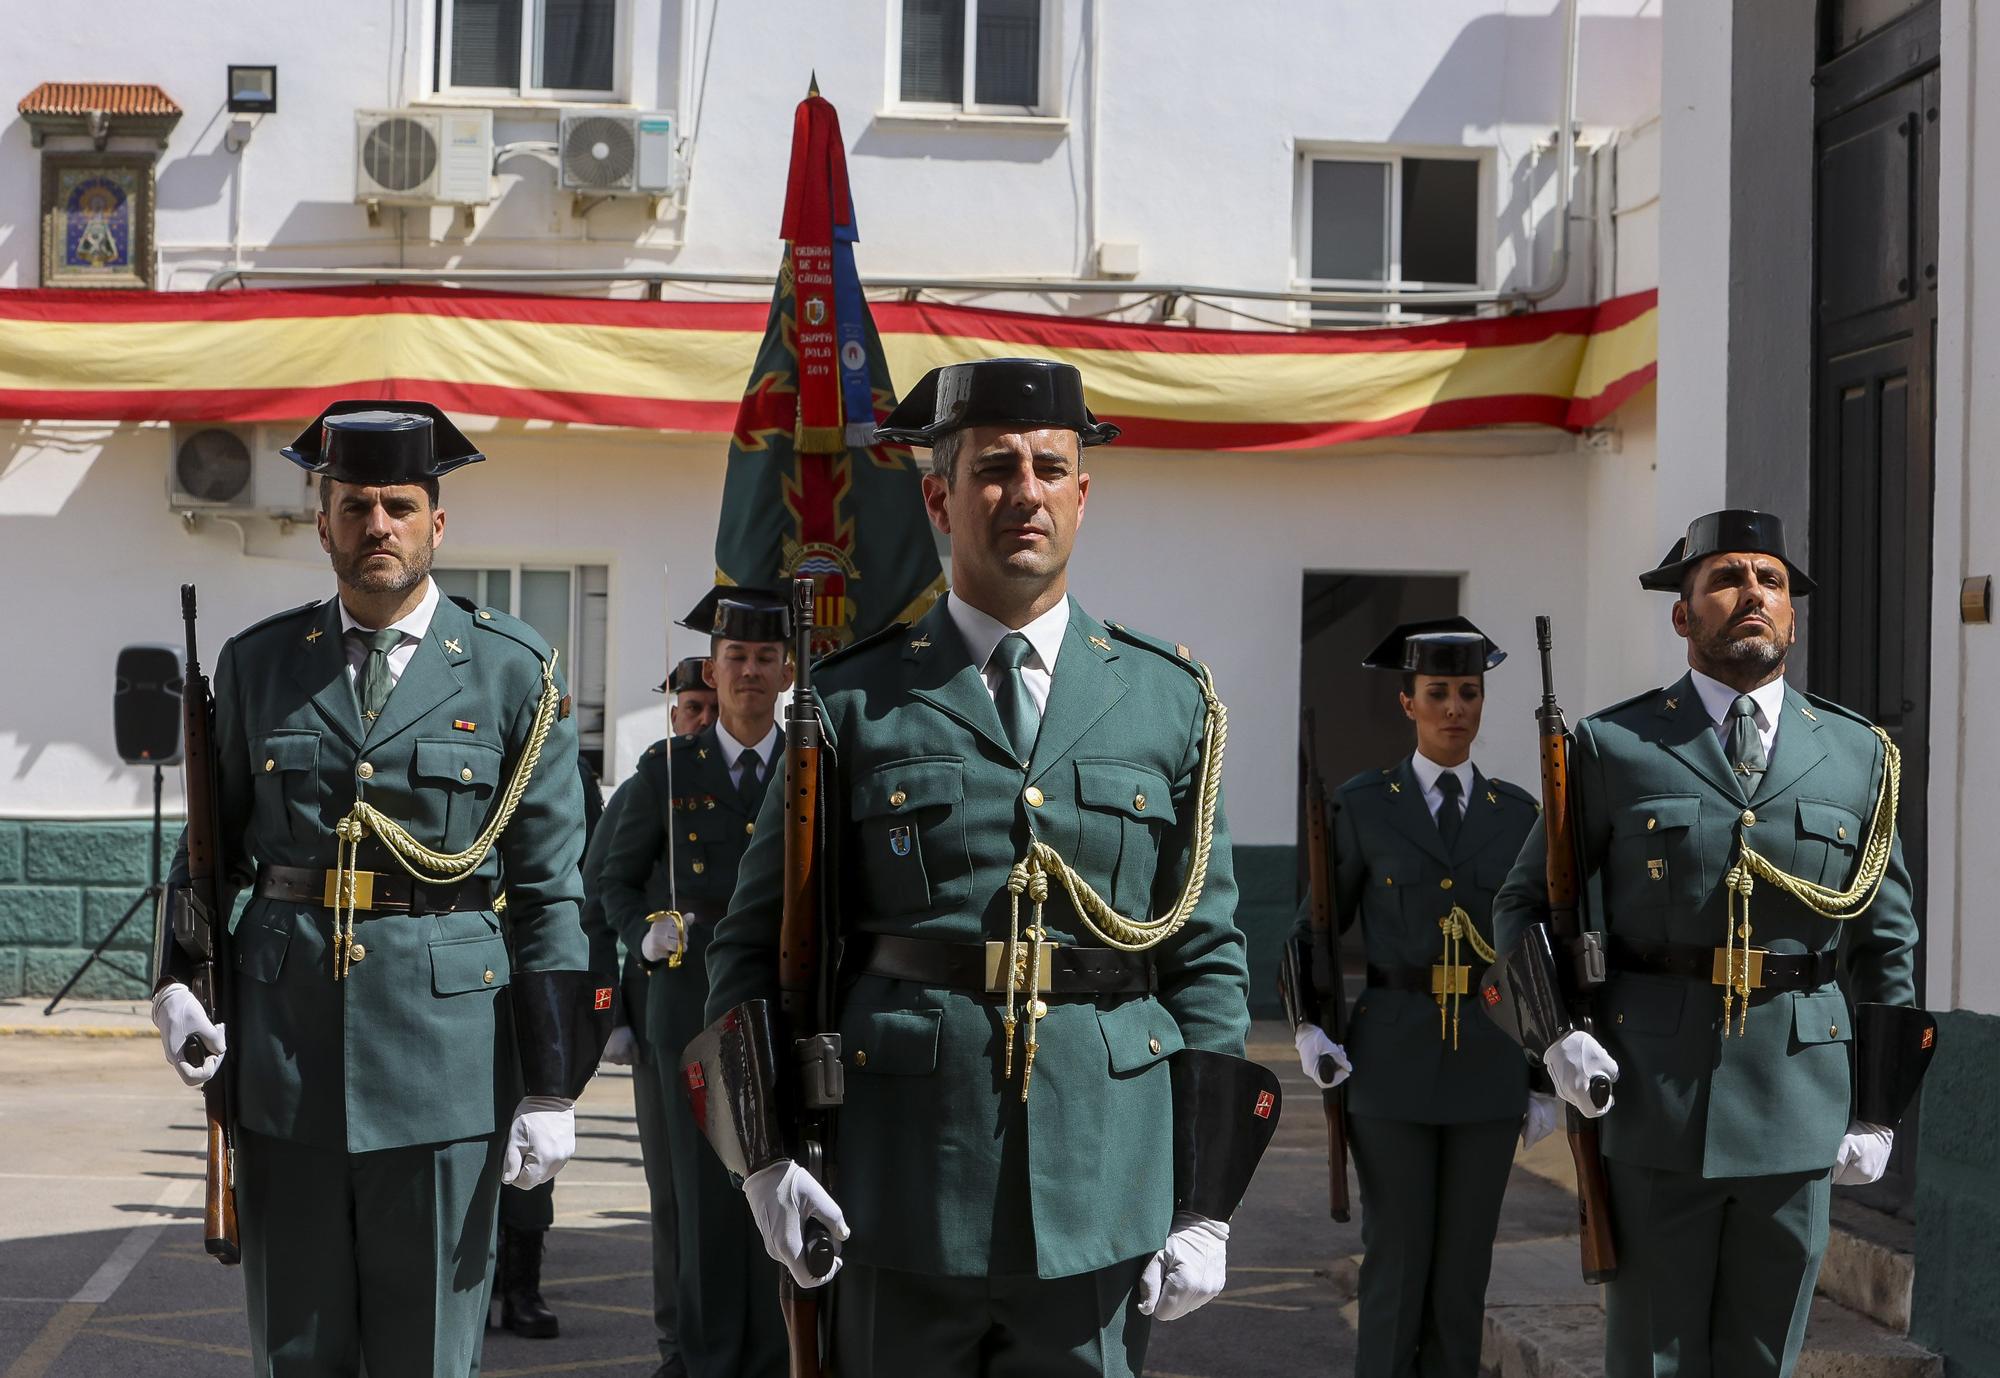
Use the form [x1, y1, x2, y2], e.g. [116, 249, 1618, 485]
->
[1610, 938, 1837, 992]
[255, 864, 494, 915]
[852, 933, 1155, 997]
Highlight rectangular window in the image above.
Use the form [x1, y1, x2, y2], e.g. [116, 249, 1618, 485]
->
[438, 0, 618, 98]
[1297, 150, 1485, 324]
[896, 0, 1046, 112]
[435, 563, 610, 769]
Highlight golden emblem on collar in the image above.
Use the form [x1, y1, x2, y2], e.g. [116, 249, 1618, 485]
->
[305, 627, 322, 644]
[444, 638, 463, 654]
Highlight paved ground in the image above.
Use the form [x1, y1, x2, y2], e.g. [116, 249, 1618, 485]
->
[0, 1008, 1582, 1377]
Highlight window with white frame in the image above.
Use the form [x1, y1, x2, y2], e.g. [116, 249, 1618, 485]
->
[436, 563, 610, 769]
[1295, 151, 1486, 323]
[437, 0, 620, 98]
[895, 0, 1050, 113]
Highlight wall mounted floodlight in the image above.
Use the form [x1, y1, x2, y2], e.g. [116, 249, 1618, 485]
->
[227, 65, 277, 115]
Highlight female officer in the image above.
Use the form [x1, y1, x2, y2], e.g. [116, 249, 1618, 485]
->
[1292, 618, 1556, 1378]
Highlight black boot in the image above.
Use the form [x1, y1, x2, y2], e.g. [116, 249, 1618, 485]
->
[497, 1225, 560, 1339]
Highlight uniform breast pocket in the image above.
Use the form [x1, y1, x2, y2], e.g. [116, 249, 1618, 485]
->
[1794, 800, 1862, 890]
[1075, 760, 1176, 915]
[1610, 794, 1702, 911]
[251, 730, 323, 849]
[412, 737, 502, 849]
[853, 758, 967, 917]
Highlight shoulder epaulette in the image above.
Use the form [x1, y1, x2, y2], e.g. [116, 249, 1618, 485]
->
[465, 604, 554, 662]
[812, 620, 908, 673]
[1800, 691, 1876, 730]
[1102, 620, 1206, 678]
[1336, 768, 1393, 797]
[1487, 777, 1540, 809]
[235, 599, 323, 642]
[1584, 684, 1669, 723]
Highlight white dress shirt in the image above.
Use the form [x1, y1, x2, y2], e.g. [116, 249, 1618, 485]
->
[1409, 751, 1475, 823]
[338, 577, 440, 694]
[715, 718, 781, 791]
[1688, 669, 1785, 763]
[945, 593, 1070, 716]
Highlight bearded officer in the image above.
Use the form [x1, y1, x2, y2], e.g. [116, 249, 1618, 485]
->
[149, 401, 605, 1377]
[600, 600, 791, 1378]
[1491, 510, 1922, 1378]
[702, 358, 1274, 1378]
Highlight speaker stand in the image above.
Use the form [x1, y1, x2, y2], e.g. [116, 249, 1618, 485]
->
[44, 765, 163, 1017]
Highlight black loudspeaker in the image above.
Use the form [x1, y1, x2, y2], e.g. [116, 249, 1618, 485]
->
[114, 644, 184, 766]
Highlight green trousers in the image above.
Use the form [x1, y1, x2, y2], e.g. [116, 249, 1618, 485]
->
[1604, 1161, 1830, 1378]
[238, 1126, 503, 1377]
[1348, 1114, 1519, 1378]
[632, 1002, 683, 1363]
[834, 1258, 1152, 1377]
[651, 923, 786, 1378]
[499, 1177, 554, 1231]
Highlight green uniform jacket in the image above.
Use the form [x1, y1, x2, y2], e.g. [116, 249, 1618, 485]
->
[1310, 758, 1537, 1124]
[1492, 674, 1919, 1179]
[705, 597, 1252, 1281]
[169, 594, 589, 1154]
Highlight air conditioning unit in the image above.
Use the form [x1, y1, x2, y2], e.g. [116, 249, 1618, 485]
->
[167, 425, 313, 520]
[558, 109, 678, 196]
[355, 108, 493, 206]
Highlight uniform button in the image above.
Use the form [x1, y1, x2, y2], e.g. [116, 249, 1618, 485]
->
[1838, 826, 1848, 840]
[265, 758, 276, 773]
[1741, 809, 1757, 826]
[1024, 786, 1045, 808]
[853, 1050, 868, 1068]
[1133, 793, 1147, 811]
[693, 861, 707, 875]
[1831, 1024, 1840, 1038]
[687, 832, 698, 842]
[348, 942, 365, 963]
[477, 610, 493, 620]
[460, 767, 473, 783]
[1440, 878, 1454, 891]
[358, 762, 375, 780]
[1148, 1037, 1162, 1055]
[1646, 817, 1657, 831]
[889, 790, 907, 808]
[745, 822, 755, 836]
[1030, 999, 1049, 1018]
[1617, 1013, 1626, 1024]
[482, 969, 495, 984]
[1384, 877, 1394, 887]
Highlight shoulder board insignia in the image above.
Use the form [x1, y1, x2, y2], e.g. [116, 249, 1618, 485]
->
[1799, 691, 1876, 729]
[237, 599, 323, 642]
[468, 605, 556, 662]
[1103, 620, 1205, 676]
[1486, 778, 1540, 809]
[448, 594, 479, 614]
[1585, 684, 1669, 723]
[817, 620, 910, 671]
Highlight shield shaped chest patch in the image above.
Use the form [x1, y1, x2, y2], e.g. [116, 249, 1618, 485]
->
[889, 825, 914, 858]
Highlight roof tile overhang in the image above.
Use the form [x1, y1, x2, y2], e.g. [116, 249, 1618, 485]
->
[19, 83, 182, 150]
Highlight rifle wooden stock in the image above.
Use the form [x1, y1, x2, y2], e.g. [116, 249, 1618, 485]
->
[180, 585, 239, 1266]
[1534, 616, 1616, 1284]
[1300, 712, 1351, 1223]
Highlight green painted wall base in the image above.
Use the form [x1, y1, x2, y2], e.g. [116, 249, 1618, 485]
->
[0, 818, 1299, 1014]
[1912, 1008, 2000, 1375]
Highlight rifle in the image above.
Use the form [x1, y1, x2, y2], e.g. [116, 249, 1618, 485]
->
[1530, 615, 1617, 1283]
[175, 585, 240, 1265]
[777, 575, 842, 1376]
[1278, 712, 1350, 1221]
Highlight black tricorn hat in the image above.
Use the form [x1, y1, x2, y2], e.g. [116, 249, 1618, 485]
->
[874, 358, 1120, 449]
[1362, 617, 1507, 676]
[653, 656, 712, 696]
[1639, 509, 1816, 596]
[280, 400, 485, 483]
[677, 585, 791, 644]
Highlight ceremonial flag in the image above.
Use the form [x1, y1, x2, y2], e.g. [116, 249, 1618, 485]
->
[712, 82, 946, 656]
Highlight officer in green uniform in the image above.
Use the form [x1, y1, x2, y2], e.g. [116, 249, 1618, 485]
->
[1492, 510, 1920, 1378]
[1289, 619, 1543, 1378]
[703, 358, 1266, 1378]
[148, 401, 606, 1378]
[579, 656, 710, 1378]
[600, 599, 791, 1378]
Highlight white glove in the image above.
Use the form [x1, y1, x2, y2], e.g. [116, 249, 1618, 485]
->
[1832, 1121, 1894, 1185]
[150, 982, 226, 1088]
[601, 1025, 638, 1066]
[1294, 1024, 1352, 1090]
[503, 1096, 576, 1190]
[1521, 1092, 1564, 1149]
[641, 915, 685, 963]
[1543, 1030, 1619, 1118]
[1137, 1211, 1230, 1321]
[745, 1160, 850, 1288]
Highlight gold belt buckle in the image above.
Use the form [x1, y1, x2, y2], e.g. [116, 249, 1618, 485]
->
[1712, 947, 1767, 990]
[323, 869, 377, 911]
[984, 941, 1056, 995]
[1431, 964, 1470, 997]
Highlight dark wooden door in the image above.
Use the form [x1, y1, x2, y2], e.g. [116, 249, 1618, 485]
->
[1811, 0, 1938, 1214]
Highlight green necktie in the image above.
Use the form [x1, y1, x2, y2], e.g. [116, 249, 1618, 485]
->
[353, 627, 405, 723]
[990, 632, 1039, 765]
[1435, 769, 1464, 851]
[1727, 694, 1767, 798]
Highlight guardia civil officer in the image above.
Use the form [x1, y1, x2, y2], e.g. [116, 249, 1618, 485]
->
[702, 359, 1272, 1378]
[600, 603, 791, 1378]
[1290, 620, 1544, 1378]
[577, 655, 710, 1378]
[149, 402, 605, 1377]
[1492, 511, 1923, 1378]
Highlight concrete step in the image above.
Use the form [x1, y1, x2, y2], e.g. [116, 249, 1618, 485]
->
[1819, 1197, 1918, 1334]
